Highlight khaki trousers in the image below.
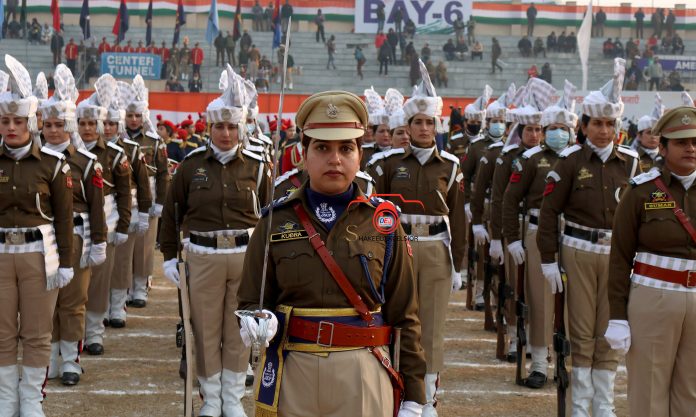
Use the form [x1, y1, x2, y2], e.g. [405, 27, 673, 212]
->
[133, 216, 157, 279]
[278, 349, 393, 417]
[52, 236, 90, 342]
[187, 251, 248, 377]
[0, 252, 58, 367]
[413, 239, 451, 373]
[525, 228, 553, 348]
[111, 232, 136, 290]
[627, 283, 696, 417]
[86, 243, 116, 314]
[561, 245, 617, 370]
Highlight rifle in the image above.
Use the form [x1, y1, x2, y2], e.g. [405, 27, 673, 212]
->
[174, 203, 193, 417]
[515, 202, 528, 386]
[465, 222, 475, 310]
[495, 262, 510, 360]
[554, 220, 570, 417]
[482, 245, 495, 332]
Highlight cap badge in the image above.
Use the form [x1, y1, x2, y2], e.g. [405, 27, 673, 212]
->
[417, 99, 429, 112]
[50, 107, 60, 118]
[326, 103, 339, 119]
[8, 102, 18, 113]
[603, 104, 614, 117]
[221, 108, 232, 121]
[682, 114, 692, 125]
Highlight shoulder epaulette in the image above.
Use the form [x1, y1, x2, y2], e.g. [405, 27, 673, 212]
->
[245, 144, 267, 155]
[183, 146, 207, 160]
[501, 143, 520, 155]
[361, 142, 376, 149]
[274, 168, 300, 187]
[145, 131, 160, 141]
[261, 196, 290, 217]
[122, 138, 140, 148]
[440, 150, 460, 165]
[367, 147, 405, 167]
[368, 195, 401, 213]
[355, 170, 374, 183]
[559, 144, 582, 158]
[470, 134, 486, 144]
[450, 132, 464, 140]
[77, 148, 97, 160]
[256, 133, 273, 146]
[40, 147, 65, 160]
[487, 141, 504, 150]
[617, 145, 639, 159]
[106, 141, 125, 154]
[522, 145, 543, 159]
[630, 168, 661, 186]
[242, 148, 264, 162]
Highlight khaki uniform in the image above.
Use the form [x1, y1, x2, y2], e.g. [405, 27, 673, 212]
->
[445, 130, 470, 165]
[537, 144, 640, 370]
[129, 130, 171, 302]
[274, 168, 376, 199]
[85, 138, 132, 345]
[502, 146, 559, 350]
[368, 146, 465, 373]
[609, 167, 696, 417]
[237, 183, 427, 411]
[0, 142, 73, 367]
[160, 145, 270, 377]
[637, 146, 663, 172]
[359, 142, 390, 171]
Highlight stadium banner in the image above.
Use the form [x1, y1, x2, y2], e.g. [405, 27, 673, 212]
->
[100, 53, 162, 80]
[354, 0, 474, 34]
[635, 56, 696, 72]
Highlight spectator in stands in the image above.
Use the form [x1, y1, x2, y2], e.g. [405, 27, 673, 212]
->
[557, 31, 567, 52]
[651, 9, 664, 38]
[378, 38, 391, 76]
[547, 31, 557, 53]
[533, 37, 546, 58]
[425, 59, 436, 82]
[214, 32, 225, 66]
[647, 56, 663, 91]
[188, 72, 202, 93]
[225, 31, 236, 66]
[160, 41, 171, 79]
[387, 28, 399, 65]
[404, 18, 416, 39]
[7, 16, 21, 39]
[668, 71, 685, 91]
[264, 2, 274, 31]
[240, 30, 252, 55]
[409, 53, 420, 85]
[326, 35, 336, 70]
[491, 37, 503, 74]
[252, 1, 264, 31]
[624, 59, 643, 90]
[146, 41, 157, 54]
[399, 32, 407, 64]
[179, 41, 191, 78]
[635, 8, 645, 39]
[421, 43, 431, 63]
[672, 34, 685, 55]
[443, 39, 456, 61]
[471, 40, 483, 60]
[403, 41, 415, 66]
[168, 44, 180, 79]
[4, 0, 18, 24]
[452, 16, 465, 39]
[666, 10, 676, 37]
[28, 18, 41, 44]
[375, 31, 387, 50]
[565, 32, 577, 53]
[112, 39, 122, 53]
[376, 2, 386, 34]
[281, 0, 293, 33]
[97, 37, 110, 59]
[278, 44, 295, 89]
[314, 9, 326, 43]
[527, 3, 537, 37]
[660, 35, 672, 53]
[455, 35, 469, 60]
[626, 38, 639, 59]
[191, 42, 204, 75]
[647, 34, 659, 53]
[354, 46, 366, 80]
[136, 41, 147, 53]
[248, 44, 261, 80]
[41, 23, 53, 44]
[258, 57, 271, 91]
[527, 64, 539, 80]
[50, 30, 64, 65]
[166, 75, 184, 92]
[436, 61, 448, 88]
[65, 38, 79, 74]
[124, 40, 134, 53]
[394, 5, 403, 35]
[594, 8, 606, 38]
[467, 16, 476, 45]
[518, 36, 532, 57]
[540, 62, 552, 84]
[613, 38, 624, 58]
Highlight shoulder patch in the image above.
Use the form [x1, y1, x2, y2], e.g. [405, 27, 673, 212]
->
[630, 168, 661, 186]
[261, 196, 290, 217]
[367, 147, 405, 167]
[470, 134, 486, 144]
[501, 143, 519, 155]
[559, 144, 582, 158]
[487, 141, 504, 150]
[245, 144, 266, 154]
[77, 148, 97, 160]
[361, 142, 376, 149]
[145, 131, 160, 141]
[355, 170, 374, 182]
[522, 145, 543, 159]
[440, 150, 460, 165]
[450, 132, 464, 140]
[274, 168, 300, 187]
[617, 145, 639, 159]
[106, 141, 125, 154]
[256, 133, 273, 146]
[479, 156, 489, 165]
[40, 146, 66, 160]
[122, 138, 140, 148]
[183, 146, 207, 160]
[242, 148, 264, 162]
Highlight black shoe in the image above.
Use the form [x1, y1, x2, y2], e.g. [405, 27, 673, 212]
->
[129, 299, 147, 308]
[525, 371, 547, 389]
[103, 318, 110, 327]
[85, 343, 103, 356]
[109, 319, 126, 328]
[179, 357, 187, 380]
[474, 303, 485, 311]
[61, 372, 80, 386]
[506, 351, 517, 363]
[246, 374, 254, 387]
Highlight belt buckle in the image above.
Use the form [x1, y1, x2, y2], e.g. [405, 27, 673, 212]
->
[216, 235, 235, 249]
[597, 232, 611, 246]
[412, 223, 429, 237]
[687, 271, 696, 288]
[316, 321, 335, 348]
[7, 232, 24, 245]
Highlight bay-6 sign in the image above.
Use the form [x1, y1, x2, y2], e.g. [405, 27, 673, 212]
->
[101, 53, 162, 80]
[355, 0, 474, 34]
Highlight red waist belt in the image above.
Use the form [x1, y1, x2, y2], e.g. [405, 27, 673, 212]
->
[287, 317, 392, 348]
[633, 262, 696, 288]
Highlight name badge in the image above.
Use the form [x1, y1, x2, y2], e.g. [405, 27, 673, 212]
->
[270, 230, 309, 242]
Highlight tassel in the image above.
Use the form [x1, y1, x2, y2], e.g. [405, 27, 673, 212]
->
[97, 120, 105, 136]
[65, 118, 78, 133]
[28, 115, 38, 134]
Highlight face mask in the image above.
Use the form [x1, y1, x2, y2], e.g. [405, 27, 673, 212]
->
[545, 128, 570, 152]
[488, 122, 506, 138]
[246, 123, 255, 134]
[466, 123, 481, 136]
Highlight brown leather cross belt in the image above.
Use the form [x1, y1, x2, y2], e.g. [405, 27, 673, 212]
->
[288, 316, 392, 348]
[633, 261, 696, 288]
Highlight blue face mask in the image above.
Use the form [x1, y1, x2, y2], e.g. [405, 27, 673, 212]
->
[545, 128, 570, 152]
[488, 122, 506, 138]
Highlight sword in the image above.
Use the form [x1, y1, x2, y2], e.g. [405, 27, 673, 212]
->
[235, 17, 293, 371]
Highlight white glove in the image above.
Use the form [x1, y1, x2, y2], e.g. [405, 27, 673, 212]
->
[56, 267, 74, 289]
[604, 319, 631, 355]
[465, 203, 473, 223]
[397, 401, 423, 417]
[451, 270, 463, 293]
[541, 262, 564, 294]
[240, 310, 279, 348]
[149, 203, 163, 218]
[163, 258, 180, 288]
[472, 224, 489, 246]
[136, 212, 150, 235]
[507, 240, 525, 265]
[489, 239, 504, 264]
[113, 232, 129, 246]
[88, 242, 107, 266]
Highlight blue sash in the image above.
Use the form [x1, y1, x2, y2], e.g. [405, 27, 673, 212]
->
[254, 305, 291, 417]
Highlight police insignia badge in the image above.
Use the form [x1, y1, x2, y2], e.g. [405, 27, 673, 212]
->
[538, 157, 550, 168]
[417, 99, 428, 112]
[0, 169, 8, 183]
[8, 102, 18, 113]
[395, 166, 410, 179]
[221, 108, 232, 121]
[682, 114, 692, 125]
[578, 167, 593, 181]
[285, 186, 298, 197]
[644, 189, 675, 210]
[192, 167, 208, 182]
[326, 103, 339, 119]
